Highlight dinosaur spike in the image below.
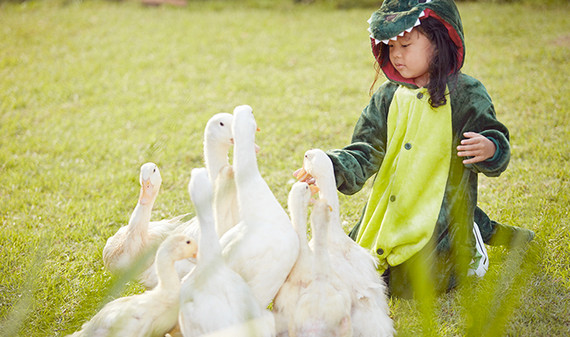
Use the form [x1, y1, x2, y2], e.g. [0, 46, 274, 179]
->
[370, 35, 382, 45]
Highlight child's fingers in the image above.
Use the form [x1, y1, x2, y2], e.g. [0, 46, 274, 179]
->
[457, 149, 479, 157]
[463, 131, 480, 139]
[457, 143, 483, 154]
[462, 156, 483, 164]
[460, 137, 478, 145]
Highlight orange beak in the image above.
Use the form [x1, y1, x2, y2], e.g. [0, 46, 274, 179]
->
[139, 179, 153, 204]
[294, 168, 310, 182]
[309, 184, 320, 195]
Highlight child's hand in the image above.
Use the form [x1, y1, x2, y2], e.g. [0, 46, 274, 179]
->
[457, 132, 496, 164]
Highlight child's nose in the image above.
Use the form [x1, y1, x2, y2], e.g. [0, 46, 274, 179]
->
[390, 48, 401, 59]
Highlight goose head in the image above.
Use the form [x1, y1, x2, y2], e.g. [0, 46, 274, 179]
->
[159, 234, 198, 261]
[288, 181, 319, 234]
[297, 149, 334, 185]
[204, 113, 234, 149]
[139, 162, 162, 205]
[288, 181, 312, 211]
[231, 105, 258, 143]
[288, 181, 319, 213]
[188, 167, 213, 214]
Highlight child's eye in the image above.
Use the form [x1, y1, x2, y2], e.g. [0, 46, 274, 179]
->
[402, 44, 411, 48]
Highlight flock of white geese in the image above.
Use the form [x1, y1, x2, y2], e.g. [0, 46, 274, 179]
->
[69, 105, 395, 337]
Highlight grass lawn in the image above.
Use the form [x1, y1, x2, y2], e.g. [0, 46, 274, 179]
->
[0, 0, 568, 336]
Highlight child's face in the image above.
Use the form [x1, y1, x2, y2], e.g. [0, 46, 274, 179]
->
[388, 28, 434, 87]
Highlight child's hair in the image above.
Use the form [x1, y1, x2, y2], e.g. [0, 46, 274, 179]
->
[371, 17, 459, 108]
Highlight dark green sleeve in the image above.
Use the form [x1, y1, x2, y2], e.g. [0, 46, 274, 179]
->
[326, 81, 398, 195]
[451, 75, 510, 177]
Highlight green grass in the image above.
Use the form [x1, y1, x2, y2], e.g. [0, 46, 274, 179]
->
[1, 0, 568, 336]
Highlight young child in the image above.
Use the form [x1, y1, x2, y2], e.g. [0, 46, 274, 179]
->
[297, 0, 533, 298]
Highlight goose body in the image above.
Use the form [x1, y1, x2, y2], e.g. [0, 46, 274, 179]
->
[179, 112, 239, 240]
[219, 105, 299, 308]
[179, 168, 274, 337]
[70, 234, 198, 337]
[292, 199, 352, 337]
[298, 149, 394, 337]
[273, 182, 315, 336]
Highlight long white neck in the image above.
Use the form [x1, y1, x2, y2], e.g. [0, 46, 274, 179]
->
[290, 202, 310, 258]
[311, 215, 330, 280]
[126, 194, 153, 238]
[197, 201, 223, 265]
[315, 174, 341, 229]
[204, 141, 231, 183]
[154, 250, 181, 297]
[233, 129, 259, 184]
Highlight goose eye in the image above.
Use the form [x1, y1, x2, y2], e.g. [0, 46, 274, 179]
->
[153, 168, 156, 173]
[186, 240, 192, 244]
[220, 122, 224, 126]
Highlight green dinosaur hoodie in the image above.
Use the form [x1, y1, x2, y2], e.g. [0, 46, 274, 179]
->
[326, 0, 511, 297]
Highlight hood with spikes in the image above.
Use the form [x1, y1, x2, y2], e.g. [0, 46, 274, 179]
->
[368, 0, 465, 86]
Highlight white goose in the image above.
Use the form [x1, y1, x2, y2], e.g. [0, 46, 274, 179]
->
[296, 149, 394, 337]
[292, 199, 352, 337]
[102, 162, 196, 289]
[273, 181, 316, 336]
[180, 112, 237, 242]
[219, 105, 299, 308]
[103, 162, 171, 277]
[179, 168, 275, 337]
[70, 234, 198, 337]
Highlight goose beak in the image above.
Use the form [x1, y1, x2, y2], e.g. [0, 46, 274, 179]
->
[139, 178, 154, 205]
[294, 168, 310, 182]
[309, 184, 320, 195]
[256, 126, 261, 132]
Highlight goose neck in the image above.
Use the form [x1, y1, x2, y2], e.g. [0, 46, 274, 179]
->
[311, 225, 330, 278]
[291, 206, 309, 246]
[317, 187, 339, 219]
[204, 143, 231, 182]
[155, 253, 181, 294]
[197, 213, 223, 263]
[232, 135, 258, 178]
[126, 202, 152, 237]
